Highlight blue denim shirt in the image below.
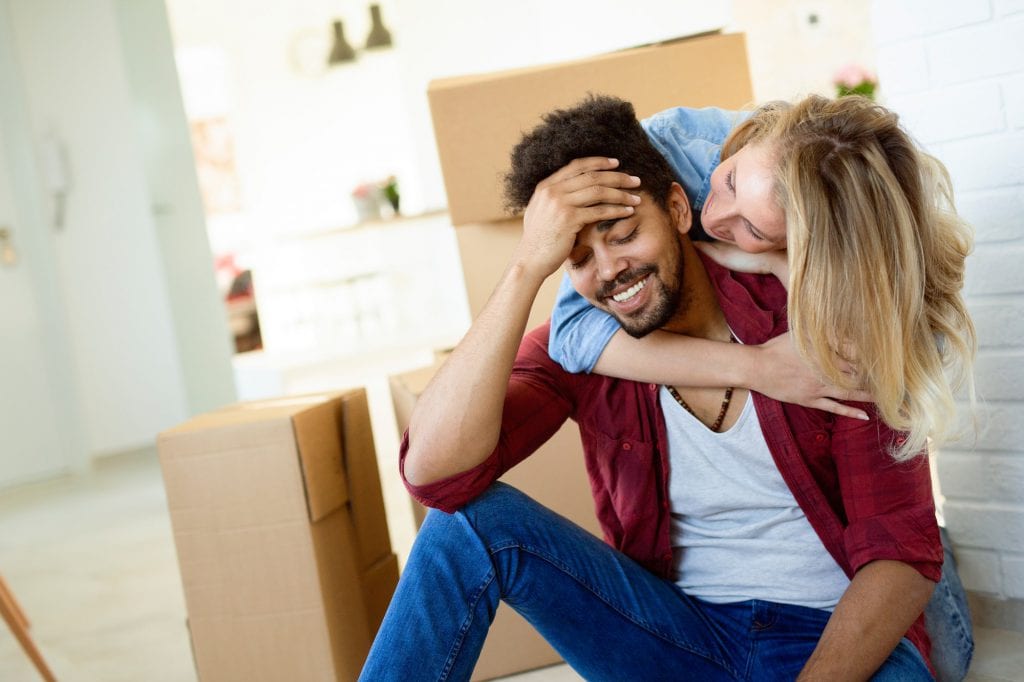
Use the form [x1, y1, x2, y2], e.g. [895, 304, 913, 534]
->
[549, 106, 747, 372]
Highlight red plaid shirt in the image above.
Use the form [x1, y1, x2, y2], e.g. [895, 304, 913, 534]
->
[401, 253, 942, 664]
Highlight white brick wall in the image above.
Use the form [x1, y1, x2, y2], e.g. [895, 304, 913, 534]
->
[926, 18, 1024, 86]
[997, 0, 1024, 18]
[873, 1, 1024, 615]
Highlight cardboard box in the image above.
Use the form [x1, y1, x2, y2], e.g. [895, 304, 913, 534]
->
[158, 390, 398, 682]
[389, 359, 601, 681]
[455, 218, 569, 333]
[429, 32, 753, 226]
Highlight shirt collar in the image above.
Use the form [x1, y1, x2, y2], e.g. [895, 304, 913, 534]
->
[696, 250, 785, 344]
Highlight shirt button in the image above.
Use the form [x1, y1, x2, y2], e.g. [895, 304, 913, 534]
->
[649, 383, 657, 391]
[814, 433, 826, 444]
[896, 436, 907, 444]
[622, 442, 632, 451]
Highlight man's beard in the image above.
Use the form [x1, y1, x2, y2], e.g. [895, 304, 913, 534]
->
[598, 258, 686, 338]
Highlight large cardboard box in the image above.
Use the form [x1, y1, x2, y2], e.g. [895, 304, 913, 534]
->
[454, 218, 568, 332]
[389, 359, 601, 681]
[429, 32, 753, 226]
[158, 390, 398, 682]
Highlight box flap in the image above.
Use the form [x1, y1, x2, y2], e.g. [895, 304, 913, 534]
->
[158, 418, 311, 533]
[159, 392, 342, 437]
[292, 397, 351, 523]
[339, 390, 392, 569]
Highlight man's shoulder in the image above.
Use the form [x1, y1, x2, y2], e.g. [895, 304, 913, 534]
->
[520, 322, 588, 375]
[520, 321, 554, 358]
[517, 322, 573, 380]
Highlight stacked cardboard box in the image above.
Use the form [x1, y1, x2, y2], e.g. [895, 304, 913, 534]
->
[158, 390, 397, 682]
[418, 32, 754, 680]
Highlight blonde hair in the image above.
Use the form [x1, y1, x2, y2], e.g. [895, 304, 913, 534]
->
[723, 95, 976, 461]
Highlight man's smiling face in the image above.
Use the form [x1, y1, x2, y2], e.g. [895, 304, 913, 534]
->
[566, 183, 690, 338]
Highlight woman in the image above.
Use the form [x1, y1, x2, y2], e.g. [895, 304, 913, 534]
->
[547, 94, 976, 462]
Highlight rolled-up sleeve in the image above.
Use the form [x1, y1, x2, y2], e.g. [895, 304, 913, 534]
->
[400, 324, 576, 512]
[831, 408, 943, 582]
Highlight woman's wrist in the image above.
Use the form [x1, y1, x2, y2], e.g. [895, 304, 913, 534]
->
[727, 342, 759, 391]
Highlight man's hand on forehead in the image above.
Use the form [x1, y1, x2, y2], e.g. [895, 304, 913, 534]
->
[514, 157, 642, 280]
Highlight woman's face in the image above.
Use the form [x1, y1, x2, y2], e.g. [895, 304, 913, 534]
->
[702, 142, 787, 253]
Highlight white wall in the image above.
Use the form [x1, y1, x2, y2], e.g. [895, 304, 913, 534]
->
[730, 0, 877, 102]
[7, 0, 192, 456]
[872, 0, 1024, 631]
[0, 1, 86, 476]
[163, 0, 732, 247]
[112, 0, 237, 416]
[164, 0, 424, 241]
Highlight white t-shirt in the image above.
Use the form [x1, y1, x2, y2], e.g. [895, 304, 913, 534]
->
[662, 388, 850, 610]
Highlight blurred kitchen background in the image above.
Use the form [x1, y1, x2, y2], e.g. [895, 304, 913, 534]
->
[1, 0, 1022, 680]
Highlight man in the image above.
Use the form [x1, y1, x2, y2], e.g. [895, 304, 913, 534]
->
[360, 96, 940, 681]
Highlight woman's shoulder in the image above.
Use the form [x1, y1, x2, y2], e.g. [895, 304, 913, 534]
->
[642, 106, 749, 143]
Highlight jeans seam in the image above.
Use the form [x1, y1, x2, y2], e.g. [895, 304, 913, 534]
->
[931, 578, 975, 674]
[743, 635, 759, 681]
[437, 568, 496, 682]
[488, 539, 739, 677]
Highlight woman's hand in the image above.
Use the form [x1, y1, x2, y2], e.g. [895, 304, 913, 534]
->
[750, 333, 871, 419]
[592, 330, 871, 420]
[695, 241, 790, 287]
[515, 157, 641, 279]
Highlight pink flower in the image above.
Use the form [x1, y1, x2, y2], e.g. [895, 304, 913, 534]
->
[833, 63, 876, 88]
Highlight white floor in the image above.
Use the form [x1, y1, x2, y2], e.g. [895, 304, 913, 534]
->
[1, 451, 1021, 681]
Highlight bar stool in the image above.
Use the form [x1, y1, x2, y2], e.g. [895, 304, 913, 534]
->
[0, 573, 56, 681]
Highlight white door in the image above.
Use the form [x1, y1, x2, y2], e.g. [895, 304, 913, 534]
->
[0, 7, 66, 487]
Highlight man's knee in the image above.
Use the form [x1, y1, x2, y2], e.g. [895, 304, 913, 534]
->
[457, 482, 539, 534]
[417, 483, 529, 547]
[415, 483, 543, 558]
[461, 481, 525, 512]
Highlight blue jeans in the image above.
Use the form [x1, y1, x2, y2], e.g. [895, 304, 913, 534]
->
[360, 483, 933, 681]
[925, 527, 974, 682]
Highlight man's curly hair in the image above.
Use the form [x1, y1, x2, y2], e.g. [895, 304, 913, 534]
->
[503, 94, 677, 214]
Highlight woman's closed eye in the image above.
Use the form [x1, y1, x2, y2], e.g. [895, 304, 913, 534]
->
[725, 169, 736, 194]
[744, 221, 767, 241]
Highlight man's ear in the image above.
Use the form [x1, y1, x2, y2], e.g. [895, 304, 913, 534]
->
[668, 182, 692, 236]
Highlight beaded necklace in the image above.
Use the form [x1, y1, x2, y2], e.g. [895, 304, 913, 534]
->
[664, 335, 737, 433]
